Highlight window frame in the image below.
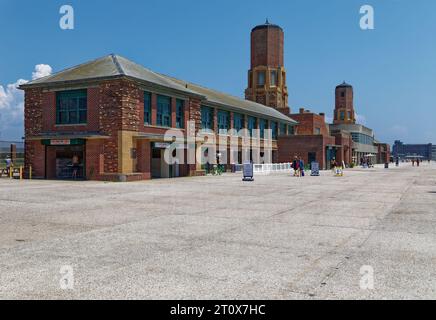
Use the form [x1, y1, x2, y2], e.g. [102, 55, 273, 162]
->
[144, 91, 152, 125]
[157, 95, 172, 127]
[56, 89, 87, 125]
[201, 106, 214, 131]
[217, 110, 230, 132]
[233, 113, 244, 134]
[259, 119, 267, 139]
[257, 71, 266, 86]
[247, 116, 257, 137]
[176, 99, 184, 129]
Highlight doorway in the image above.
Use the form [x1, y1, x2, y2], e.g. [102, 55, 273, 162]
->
[54, 146, 85, 179]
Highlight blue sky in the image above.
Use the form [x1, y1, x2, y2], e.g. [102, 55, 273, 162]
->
[1, 0, 435, 145]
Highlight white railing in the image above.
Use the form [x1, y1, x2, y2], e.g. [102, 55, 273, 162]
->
[253, 163, 292, 174]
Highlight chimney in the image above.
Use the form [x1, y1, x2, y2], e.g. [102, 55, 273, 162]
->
[299, 108, 305, 114]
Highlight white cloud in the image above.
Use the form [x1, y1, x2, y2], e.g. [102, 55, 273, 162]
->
[0, 65, 52, 140]
[32, 64, 52, 80]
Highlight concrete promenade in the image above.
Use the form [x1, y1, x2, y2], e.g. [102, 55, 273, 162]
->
[0, 162, 435, 299]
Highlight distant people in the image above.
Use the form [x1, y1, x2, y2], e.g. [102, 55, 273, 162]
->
[412, 159, 415, 167]
[417, 158, 420, 167]
[4, 155, 12, 172]
[299, 157, 305, 177]
[396, 157, 400, 167]
[292, 156, 299, 177]
[72, 154, 80, 179]
[331, 158, 337, 171]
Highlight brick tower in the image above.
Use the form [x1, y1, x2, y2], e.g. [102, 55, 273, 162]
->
[245, 20, 289, 115]
[333, 82, 356, 124]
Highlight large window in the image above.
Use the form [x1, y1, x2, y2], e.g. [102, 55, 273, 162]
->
[157, 95, 171, 127]
[257, 71, 265, 86]
[340, 111, 345, 121]
[270, 70, 278, 86]
[259, 119, 267, 139]
[217, 110, 230, 132]
[201, 106, 214, 131]
[233, 113, 244, 133]
[247, 116, 256, 137]
[288, 125, 295, 135]
[56, 89, 87, 125]
[270, 121, 278, 139]
[176, 99, 184, 128]
[351, 132, 374, 145]
[144, 92, 151, 125]
[280, 123, 287, 136]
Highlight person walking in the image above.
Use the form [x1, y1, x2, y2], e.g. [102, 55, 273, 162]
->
[4, 155, 12, 175]
[417, 158, 420, 167]
[331, 158, 337, 172]
[299, 157, 305, 177]
[292, 156, 299, 177]
[71, 154, 80, 179]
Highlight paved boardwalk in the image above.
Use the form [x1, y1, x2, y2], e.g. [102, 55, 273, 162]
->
[0, 163, 435, 299]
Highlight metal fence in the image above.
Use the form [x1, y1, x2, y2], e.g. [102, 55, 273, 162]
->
[253, 163, 293, 174]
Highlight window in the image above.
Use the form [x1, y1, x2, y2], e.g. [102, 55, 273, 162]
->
[233, 113, 244, 133]
[217, 110, 230, 132]
[280, 123, 287, 136]
[257, 71, 265, 86]
[176, 99, 184, 128]
[247, 116, 256, 137]
[341, 92, 345, 98]
[201, 106, 214, 131]
[315, 127, 321, 135]
[347, 111, 352, 120]
[340, 111, 345, 121]
[270, 70, 278, 86]
[157, 95, 171, 127]
[270, 121, 278, 139]
[259, 119, 267, 139]
[288, 125, 295, 135]
[144, 92, 151, 125]
[351, 133, 374, 145]
[56, 89, 87, 125]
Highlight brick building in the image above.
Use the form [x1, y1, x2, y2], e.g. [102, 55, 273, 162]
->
[375, 142, 391, 164]
[20, 54, 296, 181]
[278, 108, 353, 169]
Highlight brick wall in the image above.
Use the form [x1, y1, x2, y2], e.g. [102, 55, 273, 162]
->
[251, 26, 284, 68]
[278, 135, 335, 169]
[290, 110, 329, 136]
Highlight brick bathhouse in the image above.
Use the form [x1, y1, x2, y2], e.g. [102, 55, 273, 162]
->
[278, 107, 353, 169]
[20, 54, 296, 181]
[278, 81, 389, 169]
